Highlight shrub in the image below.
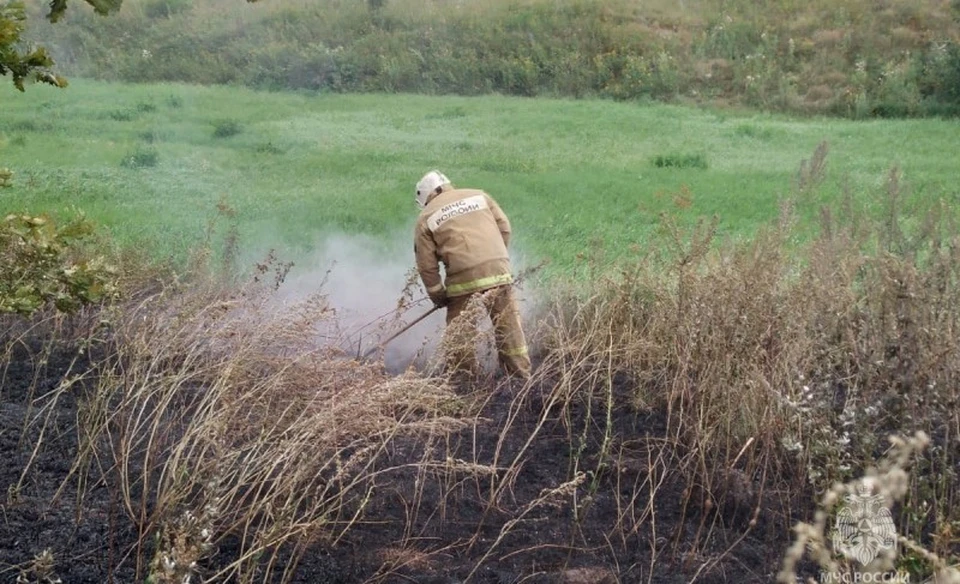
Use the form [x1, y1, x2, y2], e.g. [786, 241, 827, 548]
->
[733, 123, 773, 140]
[915, 41, 960, 115]
[165, 94, 184, 108]
[108, 108, 136, 122]
[651, 151, 708, 169]
[120, 146, 160, 168]
[254, 141, 286, 155]
[138, 129, 161, 143]
[212, 119, 242, 138]
[0, 212, 119, 315]
[136, 100, 158, 113]
[10, 120, 38, 132]
[424, 106, 468, 120]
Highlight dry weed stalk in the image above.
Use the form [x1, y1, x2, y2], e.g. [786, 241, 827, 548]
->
[14, 549, 61, 584]
[796, 140, 830, 195]
[464, 471, 588, 583]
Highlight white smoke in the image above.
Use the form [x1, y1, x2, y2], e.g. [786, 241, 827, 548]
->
[266, 231, 545, 375]
[269, 232, 442, 373]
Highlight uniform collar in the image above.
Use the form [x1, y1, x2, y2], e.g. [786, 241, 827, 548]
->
[425, 184, 455, 206]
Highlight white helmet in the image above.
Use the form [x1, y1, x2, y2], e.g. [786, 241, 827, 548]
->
[415, 170, 450, 208]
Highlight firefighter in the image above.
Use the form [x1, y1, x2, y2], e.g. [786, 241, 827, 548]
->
[413, 170, 532, 380]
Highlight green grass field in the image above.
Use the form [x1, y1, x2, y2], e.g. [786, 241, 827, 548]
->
[2, 79, 959, 276]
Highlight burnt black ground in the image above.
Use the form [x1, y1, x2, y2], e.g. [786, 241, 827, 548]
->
[0, 343, 818, 584]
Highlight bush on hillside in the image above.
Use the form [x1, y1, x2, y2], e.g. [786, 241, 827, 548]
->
[915, 40, 960, 115]
[22, 0, 960, 117]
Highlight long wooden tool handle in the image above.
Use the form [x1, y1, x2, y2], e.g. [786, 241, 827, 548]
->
[361, 305, 441, 359]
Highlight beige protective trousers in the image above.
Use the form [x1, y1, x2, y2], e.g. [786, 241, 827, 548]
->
[443, 285, 531, 379]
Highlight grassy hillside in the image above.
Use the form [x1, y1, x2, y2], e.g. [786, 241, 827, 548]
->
[2, 79, 959, 276]
[20, 0, 960, 117]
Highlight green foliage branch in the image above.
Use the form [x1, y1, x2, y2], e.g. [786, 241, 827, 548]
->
[0, 0, 262, 91]
[0, 212, 119, 315]
[0, 1, 61, 90]
[1, 0, 116, 90]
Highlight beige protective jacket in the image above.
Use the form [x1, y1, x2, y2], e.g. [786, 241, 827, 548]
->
[414, 187, 514, 299]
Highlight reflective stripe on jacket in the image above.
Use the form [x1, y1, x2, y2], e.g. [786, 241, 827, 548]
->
[414, 187, 513, 298]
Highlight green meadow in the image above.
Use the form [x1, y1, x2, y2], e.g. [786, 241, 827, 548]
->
[2, 79, 959, 276]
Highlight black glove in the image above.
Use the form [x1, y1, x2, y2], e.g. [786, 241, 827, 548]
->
[430, 291, 449, 308]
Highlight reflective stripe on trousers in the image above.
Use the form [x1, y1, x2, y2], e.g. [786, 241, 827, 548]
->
[446, 273, 513, 296]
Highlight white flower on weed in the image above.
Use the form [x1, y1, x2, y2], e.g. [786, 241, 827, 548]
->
[781, 436, 803, 452]
[142, 49, 152, 60]
[824, 490, 839, 507]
